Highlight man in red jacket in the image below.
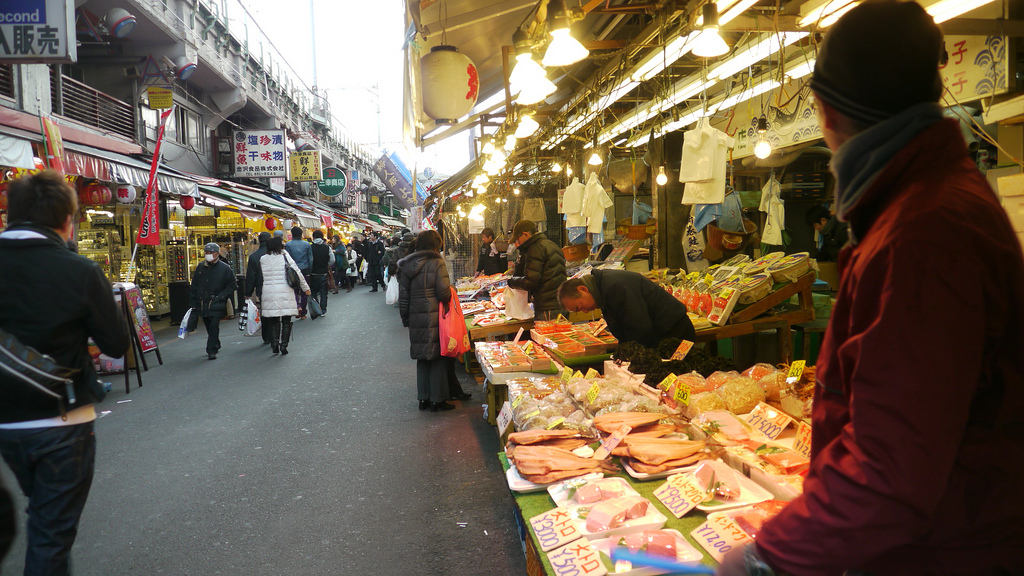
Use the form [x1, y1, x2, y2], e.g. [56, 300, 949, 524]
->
[719, 2, 1024, 575]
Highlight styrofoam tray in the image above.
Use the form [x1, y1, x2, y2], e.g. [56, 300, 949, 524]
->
[590, 529, 704, 575]
[505, 465, 602, 493]
[564, 497, 668, 539]
[623, 461, 701, 482]
[684, 460, 773, 512]
[547, 476, 639, 508]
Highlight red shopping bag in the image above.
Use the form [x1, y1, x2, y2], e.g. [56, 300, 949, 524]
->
[439, 286, 471, 357]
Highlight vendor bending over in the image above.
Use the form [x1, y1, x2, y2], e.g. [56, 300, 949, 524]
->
[557, 270, 695, 347]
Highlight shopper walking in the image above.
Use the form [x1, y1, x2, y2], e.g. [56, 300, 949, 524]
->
[309, 230, 335, 316]
[0, 170, 129, 576]
[256, 236, 310, 355]
[332, 235, 349, 293]
[285, 227, 312, 317]
[716, 3, 1024, 575]
[346, 243, 359, 291]
[189, 242, 236, 360]
[398, 230, 457, 412]
[351, 235, 366, 284]
[507, 219, 568, 320]
[245, 231, 272, 344]
[365, 232, 386, 292]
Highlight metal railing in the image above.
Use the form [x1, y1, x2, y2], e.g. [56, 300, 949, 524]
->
[50, 70, 136, 141]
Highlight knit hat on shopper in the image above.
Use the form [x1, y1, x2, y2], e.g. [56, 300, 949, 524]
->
[809, 0, 944, 127]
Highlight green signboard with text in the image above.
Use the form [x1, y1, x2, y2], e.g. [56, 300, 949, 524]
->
[320, 166, 348, 197]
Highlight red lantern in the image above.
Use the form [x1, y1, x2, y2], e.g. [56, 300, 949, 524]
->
[79, 183, 112, 206]
[179, 195, 195, 210]
[265, 217, 277, 231]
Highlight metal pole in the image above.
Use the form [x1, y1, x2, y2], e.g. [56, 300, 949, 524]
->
[310, 0, 318, 89]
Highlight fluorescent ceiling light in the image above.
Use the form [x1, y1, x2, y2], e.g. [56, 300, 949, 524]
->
[785, 58, 816, 80]
[926, 0, 998, 22]
[630, 32, 699, 82]
[708, 32, 809, 80]
[819, 2, 858, 26]
[798, 0, 857, 27]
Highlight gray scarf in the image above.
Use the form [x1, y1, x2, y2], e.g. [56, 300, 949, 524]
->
[832, 102, 945, 226]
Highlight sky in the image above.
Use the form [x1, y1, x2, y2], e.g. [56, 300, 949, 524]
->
[237, 0, 472, 179]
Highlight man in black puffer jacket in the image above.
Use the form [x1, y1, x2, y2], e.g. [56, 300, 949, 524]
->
[507, 219, 567, 320]
[190, 242, 236, 359]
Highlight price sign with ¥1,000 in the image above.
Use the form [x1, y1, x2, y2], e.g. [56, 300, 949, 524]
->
[547, 539, 608, 576]
[744, 401, 794, 440]
[653, 474, 705, 518]
[793, 421, 813, 459]
[691, 514, 753, 562]
[530, 507, 584, 552]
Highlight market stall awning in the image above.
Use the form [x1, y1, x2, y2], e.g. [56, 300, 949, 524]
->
[197, 186, 270, 219]
[430, 158, 479, 198]
[214, 181, 300, 215]
[0, 131, 35, 169]
[61, 141, 200, 198]
[371, 214, 407, 228]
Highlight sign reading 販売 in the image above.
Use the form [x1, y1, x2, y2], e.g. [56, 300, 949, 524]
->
[232, 130, 286, 178]
[0, 0, 76, 63]
[319, 166, 347, 197]
[288, 150, 322, 182]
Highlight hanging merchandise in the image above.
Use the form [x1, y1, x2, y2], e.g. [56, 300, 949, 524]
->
[582, 172, 612, 233]
[680, 124, 734, 205]
[561, 176, 585, 214]
[522, 197, 547, 223]
[760, 173, 785, 246]
[718, 191, 745, 233]
[631, 199, 653, 225]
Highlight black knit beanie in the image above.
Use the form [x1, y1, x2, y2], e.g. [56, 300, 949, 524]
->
[809, 0, 944, 126]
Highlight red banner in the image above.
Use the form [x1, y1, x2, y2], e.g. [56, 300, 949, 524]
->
[136, 107, 174, 246]
[39, 115, 66, 174]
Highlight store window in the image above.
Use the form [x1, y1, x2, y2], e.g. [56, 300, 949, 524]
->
[0, 64, 15, 100]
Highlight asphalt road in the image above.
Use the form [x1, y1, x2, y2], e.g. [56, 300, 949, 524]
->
[1, 287, 527, 576]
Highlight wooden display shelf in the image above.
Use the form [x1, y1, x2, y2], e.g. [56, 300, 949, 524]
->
[729, 271, 816, 324]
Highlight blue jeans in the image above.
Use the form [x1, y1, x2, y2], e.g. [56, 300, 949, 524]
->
[0, 422, 96, 576]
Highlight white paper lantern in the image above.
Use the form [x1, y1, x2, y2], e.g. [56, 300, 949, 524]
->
[421, 45, 479, 125]
[115, 185, 137, 204]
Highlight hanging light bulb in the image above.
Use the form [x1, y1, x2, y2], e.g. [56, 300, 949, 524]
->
[510, 29, 558, 104]
[504, 134, 517, 151]
[551, 162, 562, 173]
[513, 187, 521, 195]
[587, 149, 602, 166]
[754, 115, 772, 159]
[656, 165, 668, 186]
[515, 114, 541, 138]
[566, 164, 573, 177]
[542, 0, 590, 67]
[481, 136, 495, 155]
[691, 4, 730, 58]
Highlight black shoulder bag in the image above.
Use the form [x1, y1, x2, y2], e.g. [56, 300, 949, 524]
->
[0, 327, 81, 418]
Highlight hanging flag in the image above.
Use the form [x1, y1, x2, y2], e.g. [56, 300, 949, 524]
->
[39, 115, 66, 174]
[136, 106, 174, 246]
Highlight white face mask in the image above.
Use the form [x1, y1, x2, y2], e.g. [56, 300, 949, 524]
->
[205, 254, 216, 262]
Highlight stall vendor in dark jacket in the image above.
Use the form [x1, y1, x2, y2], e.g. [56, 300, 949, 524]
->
[475, 227, 507, 276]
[557, 270, 695, 347]
[804, 205, 849, 262]
[507, 219, 567, 320]
[190, 242, 236, 359]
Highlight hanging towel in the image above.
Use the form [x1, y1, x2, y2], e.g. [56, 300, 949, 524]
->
[582, 172, 613, 233]
[561, 177, 585, 214]
[680, 126, 734, 205]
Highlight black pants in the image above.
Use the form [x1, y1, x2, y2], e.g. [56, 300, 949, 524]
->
[367, 264, 383, 290]
[201, 314, 223, 354]
[310, 274, 329, 312]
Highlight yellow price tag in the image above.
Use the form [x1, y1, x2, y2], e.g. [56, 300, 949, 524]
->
[512, 394, 525, 409]
[546, 417, 566, 430]
[674, 380, 690, 406]
[585, 368, 599, 379]
[523, 410, 540, 419]
[658, 373, 678, 391]
[561, 366, 572, 383]
[574, 370, 584, 379]
[586, 383, 600, 404]
[786, 360, 807, 384]
[523, 341, 534, 354]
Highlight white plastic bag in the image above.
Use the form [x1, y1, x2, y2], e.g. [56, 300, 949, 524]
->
[385, 276, 399, 305]
[177, 308, 194, 339]
[505, 287, 533, 320]
[245, 300, 262, 336]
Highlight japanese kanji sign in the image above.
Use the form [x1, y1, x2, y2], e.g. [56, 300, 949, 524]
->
[372, 152, 425, 209]
[232, 129, 286, 178]
[941, 35, 1009, 102]
[319, 166, 347, 197]
[288, 150, 322, 182]
[0, 0, 76, 63]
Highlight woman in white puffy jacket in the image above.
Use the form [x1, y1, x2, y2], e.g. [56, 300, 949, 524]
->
[256, 236, 310, 355]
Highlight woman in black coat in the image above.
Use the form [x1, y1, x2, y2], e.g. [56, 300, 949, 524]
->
[397, 230, 470, 412]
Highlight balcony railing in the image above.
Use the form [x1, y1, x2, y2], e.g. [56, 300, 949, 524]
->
[50, 70, 135, 141]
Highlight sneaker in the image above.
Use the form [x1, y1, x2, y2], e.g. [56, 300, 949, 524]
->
[208, 353, 217, 360]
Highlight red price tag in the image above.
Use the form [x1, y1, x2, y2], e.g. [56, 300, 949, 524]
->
[744, 401, 794, 440]
[670, 340, 694, 361]
[793, 421, 813, 459]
